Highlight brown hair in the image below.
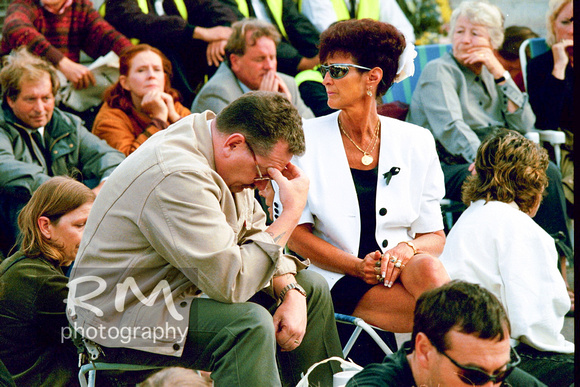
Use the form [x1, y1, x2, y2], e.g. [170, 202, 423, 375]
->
[0, 47, 60, 103]
[17, 176, 95, 265]
[461, 129, 549, 214]
[216, 91, 305, 156]
[319, 19, 406, 97]
[103, 44, 180, 111]
[224, 18, 281, 66]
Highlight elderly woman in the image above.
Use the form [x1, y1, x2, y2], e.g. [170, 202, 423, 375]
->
[0, 176, 95, 386]
[408, 0, 573, 277]
[276, 19, 449, 341]
[440, 129, 574, 386]
[92, 44, 190, 156]
[527, 0, 573, 210]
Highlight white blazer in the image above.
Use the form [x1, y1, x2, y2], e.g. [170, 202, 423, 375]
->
[276, 111, 445, 288]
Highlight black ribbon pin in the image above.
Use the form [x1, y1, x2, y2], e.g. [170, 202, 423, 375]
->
[383, 167, 400, 185]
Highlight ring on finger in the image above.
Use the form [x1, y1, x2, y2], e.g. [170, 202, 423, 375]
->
[389, 257, 396, 263]
[376, 274, 384, 282]
[374, 266, 381, 274]
[375, 259, 381, 268]
[394, 260, 403, 268]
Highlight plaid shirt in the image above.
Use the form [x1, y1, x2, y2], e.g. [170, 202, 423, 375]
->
[1, 0, 131, 66]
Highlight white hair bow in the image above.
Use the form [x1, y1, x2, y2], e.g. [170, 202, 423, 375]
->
[394, 40, 417, 83]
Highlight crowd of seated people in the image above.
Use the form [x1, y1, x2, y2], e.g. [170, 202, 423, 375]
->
[406, 0, 574, 293]
[0, 0, 574, 385]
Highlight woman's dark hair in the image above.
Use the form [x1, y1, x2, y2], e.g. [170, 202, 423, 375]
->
[319, 19, 406, 97]
[462, 129, 549, 214]
[104, 44, 180, 111]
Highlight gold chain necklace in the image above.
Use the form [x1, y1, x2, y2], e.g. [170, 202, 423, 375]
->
[338, 116, 381, 166]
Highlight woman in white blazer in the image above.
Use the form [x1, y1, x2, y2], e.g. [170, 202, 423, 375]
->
[275, 19, 450, 335]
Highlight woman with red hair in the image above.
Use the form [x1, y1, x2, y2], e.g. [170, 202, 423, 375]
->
[93, 44, 190, 155]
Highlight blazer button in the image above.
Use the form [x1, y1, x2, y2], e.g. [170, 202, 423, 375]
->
[173, 343, 180, 351]
[180, 301, 187, 307]
[379, 208, 387, 216]
[382, 240, 388, 248]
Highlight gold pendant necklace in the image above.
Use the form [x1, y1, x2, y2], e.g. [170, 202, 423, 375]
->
[338, 116, 380, 166]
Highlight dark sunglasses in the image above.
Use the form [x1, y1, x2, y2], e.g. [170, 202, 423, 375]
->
[438, 345, 521, 385]
[319, 63, 372, 79]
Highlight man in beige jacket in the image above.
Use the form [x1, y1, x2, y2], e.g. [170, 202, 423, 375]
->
[66, 91, 342, 386]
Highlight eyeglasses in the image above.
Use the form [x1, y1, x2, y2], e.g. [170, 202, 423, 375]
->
[319, 63, 372, 79]
[246, 142, 271, 183]
[436, 345, 521, 385]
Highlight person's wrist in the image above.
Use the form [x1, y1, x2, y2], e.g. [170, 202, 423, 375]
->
[399, 240, 418, 255]
[277, 283, 306, 305]
[494, 70, 510, 84]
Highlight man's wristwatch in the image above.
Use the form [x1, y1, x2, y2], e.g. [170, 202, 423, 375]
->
[494, 70, 510, 84]
[278, 283, 307, 304]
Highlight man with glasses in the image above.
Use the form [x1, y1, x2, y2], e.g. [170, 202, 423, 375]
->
[347, 280, 546, 386]
[66, 91, 343, 386]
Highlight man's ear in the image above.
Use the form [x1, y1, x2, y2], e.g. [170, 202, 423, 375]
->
[230, 54, 240, 73]
[37, 216, 53, 240]
[6, 96, 16, 110]
[222, 133, 247, 158]
[414, 332, 437, 368]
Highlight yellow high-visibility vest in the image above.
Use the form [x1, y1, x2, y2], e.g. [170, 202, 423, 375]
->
[294, 67, 322, 87]
[234, 0, 288, 40]
[328, 0, 380, 22]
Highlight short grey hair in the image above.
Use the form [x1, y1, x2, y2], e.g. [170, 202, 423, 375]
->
[545, 0, 571, 47]
[450, 0, 505, 49]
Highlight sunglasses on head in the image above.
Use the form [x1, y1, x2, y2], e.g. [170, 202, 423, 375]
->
[437, 344, 521, 385]
[319, 63, 372, 79]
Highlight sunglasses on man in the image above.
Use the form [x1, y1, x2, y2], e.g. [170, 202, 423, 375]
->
[434, 342, 521, 385]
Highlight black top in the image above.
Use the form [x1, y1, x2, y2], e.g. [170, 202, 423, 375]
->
[351, 166, 381, 258]
[527, 50, 574, 132]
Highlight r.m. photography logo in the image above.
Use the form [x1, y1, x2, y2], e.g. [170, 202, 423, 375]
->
[63, 266, 199, 347]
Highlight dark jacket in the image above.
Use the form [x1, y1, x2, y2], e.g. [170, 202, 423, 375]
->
[0, 102, 125, 195]
[0, 252, 77, 386]
[527, 50, 574, 132]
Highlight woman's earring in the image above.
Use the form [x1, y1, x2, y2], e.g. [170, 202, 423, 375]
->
[367, 88, 373, 97]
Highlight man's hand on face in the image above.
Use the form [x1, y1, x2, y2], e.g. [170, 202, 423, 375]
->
[268, 162, 308, 217]
[259, 70, 292, 101]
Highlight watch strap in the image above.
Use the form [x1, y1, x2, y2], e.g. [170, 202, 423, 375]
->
[278, 282, 307, 304]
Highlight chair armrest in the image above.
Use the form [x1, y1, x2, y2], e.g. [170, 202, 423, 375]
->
[538, 130, 566, 145]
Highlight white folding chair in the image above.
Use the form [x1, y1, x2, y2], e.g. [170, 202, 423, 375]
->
[334, 313, 394, 358]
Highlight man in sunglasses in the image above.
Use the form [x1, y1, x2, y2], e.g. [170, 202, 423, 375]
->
[347, 280, 546, 387]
